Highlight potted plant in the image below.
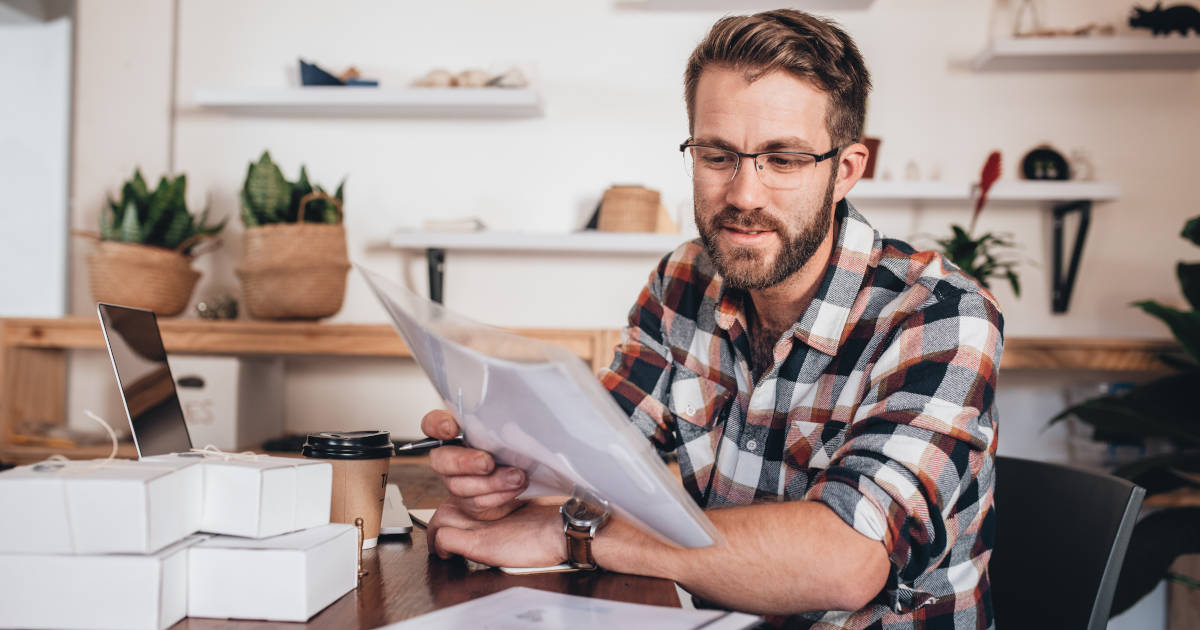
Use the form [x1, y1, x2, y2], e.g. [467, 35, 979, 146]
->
[84, 169, 226, 315]
[933, 151, 1022, 297]
[236, 151, 349, 320]
[1050, 215, 1200, 614]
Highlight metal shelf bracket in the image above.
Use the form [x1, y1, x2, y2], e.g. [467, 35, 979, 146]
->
[1052, 200, 1091, 314]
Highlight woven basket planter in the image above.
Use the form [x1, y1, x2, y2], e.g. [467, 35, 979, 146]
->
[236, 193, 350, 320]
[87, 241, 201, 316]
[596, 185, 676, 233]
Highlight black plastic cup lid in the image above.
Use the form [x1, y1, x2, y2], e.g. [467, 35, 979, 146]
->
[302, 430, 394, 460]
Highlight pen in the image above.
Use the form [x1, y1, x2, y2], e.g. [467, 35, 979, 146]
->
[393, 435, 464, 453]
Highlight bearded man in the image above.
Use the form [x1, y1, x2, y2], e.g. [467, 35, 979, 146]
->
[420, 9, 1003, 629]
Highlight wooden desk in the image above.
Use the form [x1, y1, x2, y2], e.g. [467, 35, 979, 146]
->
[170, 461, 681, 629]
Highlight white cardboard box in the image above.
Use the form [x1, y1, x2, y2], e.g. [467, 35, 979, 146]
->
[0, 458, 202, 554]
[0, 535, 205, 630]
[168, 354, 284, 451]
[148, 453, 333, 538]
[188, 523, 357, 622]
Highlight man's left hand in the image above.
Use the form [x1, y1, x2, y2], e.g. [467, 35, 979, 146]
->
[429, 501, 567, 568]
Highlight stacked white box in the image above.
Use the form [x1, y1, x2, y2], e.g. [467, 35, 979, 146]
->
[188, 523, 358, 622]
[0, 458, 203, 554]
[0, 535, 205, 630]
[147, 453, 333, 538]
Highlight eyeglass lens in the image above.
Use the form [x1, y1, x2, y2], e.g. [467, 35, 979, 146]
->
[683, 146, 818, 190]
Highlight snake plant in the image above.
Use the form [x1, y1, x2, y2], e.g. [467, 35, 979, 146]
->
[102, 169, 226, 255]
[240, 151, 345, 227]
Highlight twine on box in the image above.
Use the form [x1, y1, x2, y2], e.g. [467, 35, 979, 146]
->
[31, 409, 120, 474]
[187, 444, 262, 462]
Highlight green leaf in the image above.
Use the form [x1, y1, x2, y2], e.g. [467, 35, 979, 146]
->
[1178, 262, 1200, 311]
[1053, 371, 1200, 446]
[163, 210, 193, 249]
[1133, 300, 1200, 364]
[1006, 268, 1020, 297]
[1182, 216, 1200, 247]
[143, 176, 173, 243]
[101, 200, 119, 240]
[243, 151, 291, 224]
[334, 178, 345, 203]
[119, 200, 141, 242]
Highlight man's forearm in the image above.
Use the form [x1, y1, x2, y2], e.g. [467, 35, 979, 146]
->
[592, 500, 890, 615]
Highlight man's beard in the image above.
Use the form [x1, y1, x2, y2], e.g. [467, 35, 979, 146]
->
[697, 165, 839, 291]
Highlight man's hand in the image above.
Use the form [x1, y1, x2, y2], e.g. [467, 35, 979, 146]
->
[429, 502, 566, 568]
[421, 409, 530, 557]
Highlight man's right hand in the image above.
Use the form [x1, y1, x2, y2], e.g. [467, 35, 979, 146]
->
[421, 409, 529, 557]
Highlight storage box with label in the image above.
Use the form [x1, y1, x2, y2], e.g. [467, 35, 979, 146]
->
[167, 354, 284, 451]
[0, 458, 202, 554]
[0, 535, 204, 630]
[147, 452, 332, 538]
[188, 523, 357, 622]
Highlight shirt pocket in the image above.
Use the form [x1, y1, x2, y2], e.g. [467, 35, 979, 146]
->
[667, 365, 730, 432]
[785, 418, 848, 471]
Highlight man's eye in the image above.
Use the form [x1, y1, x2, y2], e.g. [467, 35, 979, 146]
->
[698, 151, 735, 168]
[766, 154, 813, 171]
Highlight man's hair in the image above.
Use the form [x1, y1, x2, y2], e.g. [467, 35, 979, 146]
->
[684, 9, 872, 148]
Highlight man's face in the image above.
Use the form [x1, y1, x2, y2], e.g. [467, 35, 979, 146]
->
[691, 67, 840, 291]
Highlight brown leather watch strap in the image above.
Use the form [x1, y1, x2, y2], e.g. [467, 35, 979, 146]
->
[565, 525, 598, 570]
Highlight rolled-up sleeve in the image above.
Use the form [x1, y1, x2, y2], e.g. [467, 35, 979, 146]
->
[805, 286, 1003, 612]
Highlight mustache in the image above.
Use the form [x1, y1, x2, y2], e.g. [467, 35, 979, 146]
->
[708, 207, 784, 233]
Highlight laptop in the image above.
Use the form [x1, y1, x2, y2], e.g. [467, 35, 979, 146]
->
[96, 303, 193, 458]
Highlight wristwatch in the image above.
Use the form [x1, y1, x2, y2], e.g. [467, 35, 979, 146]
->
[560, 495, 610, 571]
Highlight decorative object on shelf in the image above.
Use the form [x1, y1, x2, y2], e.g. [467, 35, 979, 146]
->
[1007, 0, 1116, 38]
[587, 185, 677, 234]
[1069, 148, 1096, 181]
[299, 59, 378, 87]
[1049, 214, 1200, 617]
[1020, 144, 1070, 180]
[861, 137, 881, 179]
[412, 66, 529, 88]
[1129, 3, 1200, 37]
[194, 295, 238, 320]
[931, 151, 1022, 296]
[1012, 0, 1042, 36]
[81, 169, 226, 316]
[236, 151, 350, 320]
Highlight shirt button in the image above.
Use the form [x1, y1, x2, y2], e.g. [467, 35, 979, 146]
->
[746, 439, 758, 451]
[685, 404, 697, 416]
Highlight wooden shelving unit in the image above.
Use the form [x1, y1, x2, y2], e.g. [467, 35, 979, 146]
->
[0, 316, 1180, 464]
[193, 87, 544, 118]
[973, 36, 1200, 72]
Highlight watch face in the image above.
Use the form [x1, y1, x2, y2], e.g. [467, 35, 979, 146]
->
[563, 496, 608, 526]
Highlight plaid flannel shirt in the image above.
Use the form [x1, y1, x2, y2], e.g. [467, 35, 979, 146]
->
[600, 200, 1003, 629]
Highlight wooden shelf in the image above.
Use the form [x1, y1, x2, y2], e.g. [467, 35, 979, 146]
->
[973, 36, 1200, 72]
[0, 316, 606, 366]
[192, 87, 544, 118]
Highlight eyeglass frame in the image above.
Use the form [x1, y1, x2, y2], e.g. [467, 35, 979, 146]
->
[678, 139, 842, 189]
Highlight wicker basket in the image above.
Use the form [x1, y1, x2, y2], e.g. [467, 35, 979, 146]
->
[596, 185, 677, 233]
[87, 241, 201, 316]
[236, 192, 350, 320]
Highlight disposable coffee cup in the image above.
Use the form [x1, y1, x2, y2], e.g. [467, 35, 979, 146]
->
[302, 430, 394, 549]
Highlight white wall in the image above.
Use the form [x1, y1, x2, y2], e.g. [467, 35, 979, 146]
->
[66, 0, 1199, 444]
[0, 15, 71, 317]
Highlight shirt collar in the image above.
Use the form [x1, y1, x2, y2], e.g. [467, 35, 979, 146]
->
[713, 199, 878, 356]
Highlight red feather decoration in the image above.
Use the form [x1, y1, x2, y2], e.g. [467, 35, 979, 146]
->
[971, 151, 1002, 234]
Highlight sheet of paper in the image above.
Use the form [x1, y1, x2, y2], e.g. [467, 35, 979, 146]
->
[373, 586, 760, 630]
[358, 265, 718, 549]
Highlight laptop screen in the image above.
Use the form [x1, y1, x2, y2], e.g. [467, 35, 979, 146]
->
[97, 303, 192, 457]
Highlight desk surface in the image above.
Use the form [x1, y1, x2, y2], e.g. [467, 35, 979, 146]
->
[170, 461, 681, 629]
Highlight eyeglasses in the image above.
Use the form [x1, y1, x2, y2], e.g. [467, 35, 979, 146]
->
[679, 140, 840, 190]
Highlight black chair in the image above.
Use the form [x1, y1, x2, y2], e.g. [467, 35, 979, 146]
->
[990, 456, 1145, 630]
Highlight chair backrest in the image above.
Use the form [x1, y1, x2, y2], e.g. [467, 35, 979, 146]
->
[990, 456, 1145, 630]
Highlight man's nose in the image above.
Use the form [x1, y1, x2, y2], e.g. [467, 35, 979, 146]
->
[724, 157, 768, 212]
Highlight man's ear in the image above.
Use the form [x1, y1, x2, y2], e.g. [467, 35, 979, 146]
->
[832, 141, 869, 203]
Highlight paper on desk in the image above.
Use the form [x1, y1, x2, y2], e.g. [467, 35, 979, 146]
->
[358, 264, 718, 548]
[373, 586, 760, 630]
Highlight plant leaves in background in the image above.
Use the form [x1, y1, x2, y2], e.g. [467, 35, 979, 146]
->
[1133, 300, 1200, 364]
[119, 200, 140, 242]
[1183, 216, 1200, 247]
[1178, 261, 1200, 311]
[1111, 508, 1200, 616]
